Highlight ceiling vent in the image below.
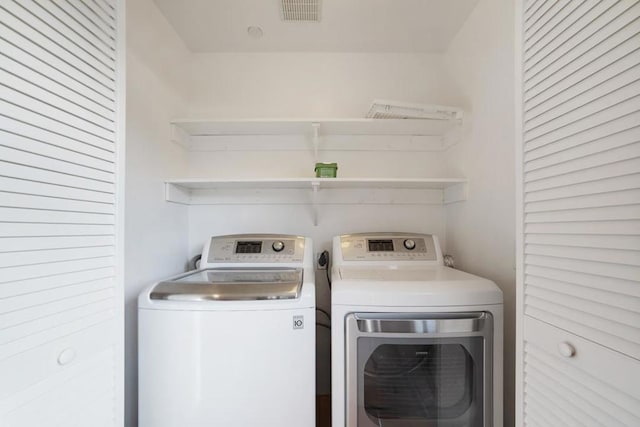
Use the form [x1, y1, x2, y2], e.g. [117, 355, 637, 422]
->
[280, 0, 322, 22]
[367, 100, 464, 121]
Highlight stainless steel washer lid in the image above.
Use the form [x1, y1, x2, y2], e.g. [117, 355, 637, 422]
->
[150, 268, 303, 301]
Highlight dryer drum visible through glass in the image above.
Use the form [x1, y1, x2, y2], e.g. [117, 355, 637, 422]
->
[347, 312, 493, 427]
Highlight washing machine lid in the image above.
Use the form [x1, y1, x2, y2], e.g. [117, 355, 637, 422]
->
[150, 268, 303, 301]
[333, 266, 503, 306]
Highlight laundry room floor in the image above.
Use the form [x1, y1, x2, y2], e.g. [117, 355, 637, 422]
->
[316, 395, 331, 427]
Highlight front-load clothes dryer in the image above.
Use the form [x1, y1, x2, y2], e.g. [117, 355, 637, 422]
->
[138, 234, 315, 427]
[331, 233, 503, 427]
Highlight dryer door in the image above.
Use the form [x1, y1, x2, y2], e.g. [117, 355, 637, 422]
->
[346, 312, 492, 427]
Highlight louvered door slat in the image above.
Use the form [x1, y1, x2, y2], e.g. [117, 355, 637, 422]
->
[0, 116, 115, 162]
[525, 63, 640, 132]
[0, 9, 115, 93]
[0, 159, 114, 192]
[33, 0, 115, 60]
[525, 1, 589, 53]
[0, 277, 113, 314]
[1, 51, 114, 122]
[92, 0, 116, 19]
[524, 1, 579, 47]
[526, 36, 640, 107]
[525, 159, 640, 195]
[525, 232, 640, 251]
[0, 0, 121, 424]
[526, 188, 640, 214]
[0, 267, 115, 300]
[525, 0, 557, 29]
[0, 176, 114, 204]
[0, 140, 115, 181]
[0, 100, 115, 153]
[525, 125, 640, 171]
[23, 0, 115, 66]
[0, 68, 114, 132]
[0, 37, 114, 114]
[0, 209, 113, 227]
[525, 96, 640, 152]
[526, 242, 640, 266]
[0, 294, 115, 345]
[524, 174, 640, 204]
[0, 246, 115, 269]
[525, 79, 640, 140]
[67, 0, 116, 37]
[0, 25, 114, 104]
[0, 84, 114, 142]
[526, 2, 638, 83]
[526, 371, 616, 426]
[0, 129, 114, 172]
[86, 0, 115, 27]
[2, 1, 115, 78]
[526, 274, 640, 311]
[525, 111, 640, 161]
[526, 264, 639, 297]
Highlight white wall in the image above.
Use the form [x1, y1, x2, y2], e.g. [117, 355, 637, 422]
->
[187, 52, 457, 118]
[125, 0, 191, 425]
[443, 0, 516, 425]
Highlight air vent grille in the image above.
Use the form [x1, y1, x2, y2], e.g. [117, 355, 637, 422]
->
[281, 0, 322, 22]
[367, 100, 464, 121]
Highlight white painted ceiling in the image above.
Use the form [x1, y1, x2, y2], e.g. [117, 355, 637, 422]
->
[152, 0, 480, 53]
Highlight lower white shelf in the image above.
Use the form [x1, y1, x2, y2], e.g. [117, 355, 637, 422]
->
[165, 177, 467, 211]
[166, 177, 466, 190]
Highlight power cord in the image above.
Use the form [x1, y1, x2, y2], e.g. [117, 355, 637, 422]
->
[318, 250, 331, 288]
[316, 250, 332, 330]
[316, 307, 331, 321]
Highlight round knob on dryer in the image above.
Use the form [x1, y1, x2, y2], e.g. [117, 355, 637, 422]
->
[272, 241, 285, 252]
[404, 239, 416, 250]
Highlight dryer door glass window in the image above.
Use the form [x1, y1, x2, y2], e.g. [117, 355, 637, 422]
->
[347, 311, 493, 427]
[358, 337, 484, 426]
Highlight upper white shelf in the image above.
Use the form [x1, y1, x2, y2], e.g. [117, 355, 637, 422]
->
[172, 118, 461, 137]
[171, 118, 462, 155]
[171, 117, 464, 153]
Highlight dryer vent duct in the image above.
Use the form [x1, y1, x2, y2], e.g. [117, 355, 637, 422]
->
[281, 0, 322, 22]
[367, 100, 464, 121]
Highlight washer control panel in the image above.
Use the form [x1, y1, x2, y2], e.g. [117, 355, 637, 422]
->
[207, 235, 305, 263]
[339, 234, 437, 261]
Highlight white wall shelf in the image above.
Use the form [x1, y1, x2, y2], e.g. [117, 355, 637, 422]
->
[165, 178, 467, 225]
[171, 117, 464, 153]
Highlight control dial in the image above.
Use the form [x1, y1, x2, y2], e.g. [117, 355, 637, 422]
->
[272, 241, 285, 252]
[403, 239, 416, 250]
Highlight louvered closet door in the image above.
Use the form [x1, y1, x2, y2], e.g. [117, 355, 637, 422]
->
[519, 0, 640, 426]
[0, 0, 123, 426]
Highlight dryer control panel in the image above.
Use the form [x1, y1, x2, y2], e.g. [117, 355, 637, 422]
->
[206, 234, 305, 263]
[339, 234, 438, 261]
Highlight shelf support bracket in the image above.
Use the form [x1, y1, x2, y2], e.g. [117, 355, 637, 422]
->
[311, 122, 321, 161]
[311, 181, 320, 226]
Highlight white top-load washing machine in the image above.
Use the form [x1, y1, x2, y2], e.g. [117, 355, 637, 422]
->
[138, 234, 315, 427]
[331, 233, 503, 427]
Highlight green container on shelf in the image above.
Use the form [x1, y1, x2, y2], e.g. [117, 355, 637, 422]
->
[315, 162, 338, 178]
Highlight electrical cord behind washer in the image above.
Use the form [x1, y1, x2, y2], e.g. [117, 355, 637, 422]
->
[319, 250, 331, 288]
